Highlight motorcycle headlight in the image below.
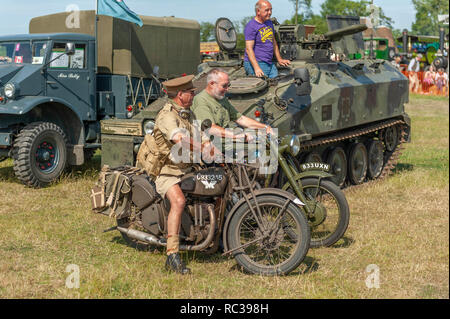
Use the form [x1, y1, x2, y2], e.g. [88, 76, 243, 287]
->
[4, 83, 16, 99]
[143, 120, 155, 135]
[289, 135, 300, 157]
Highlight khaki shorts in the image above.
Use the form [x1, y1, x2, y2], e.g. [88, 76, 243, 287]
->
[155, 175, 181, 198]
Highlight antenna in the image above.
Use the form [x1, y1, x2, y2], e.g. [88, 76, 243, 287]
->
[366, 1, 380, 59]
[367, 2, 380, 29]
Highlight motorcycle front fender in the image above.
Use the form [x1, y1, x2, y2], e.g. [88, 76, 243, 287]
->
[293, 169, 334, 181]
[281, 170, 334, 191]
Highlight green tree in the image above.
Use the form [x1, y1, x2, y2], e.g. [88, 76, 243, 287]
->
[200, 22, 215, 42]
[283, 14, 328, 34]
[284, 1, 395, 34]
[288, 0, 313, 22]
[235, 16, 254, 50]
[411, 0, 449, 35]
[320, 0, 394, 29]
[391, 28, 403, 41]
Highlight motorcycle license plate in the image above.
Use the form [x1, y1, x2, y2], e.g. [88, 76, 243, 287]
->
[300, 162, 331, 172]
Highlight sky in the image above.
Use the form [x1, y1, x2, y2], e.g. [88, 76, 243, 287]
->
[0, 0, 417, 36]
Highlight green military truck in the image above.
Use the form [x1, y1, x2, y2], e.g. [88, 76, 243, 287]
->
[0, 10, 200, 187]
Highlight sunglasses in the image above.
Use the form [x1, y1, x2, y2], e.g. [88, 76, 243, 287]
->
[213, 81, 231, 89]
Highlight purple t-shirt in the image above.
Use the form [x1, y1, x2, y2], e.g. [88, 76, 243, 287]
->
[244, 19, 275, 64]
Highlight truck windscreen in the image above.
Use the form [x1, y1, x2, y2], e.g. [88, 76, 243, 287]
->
[0, 41, 48, 65]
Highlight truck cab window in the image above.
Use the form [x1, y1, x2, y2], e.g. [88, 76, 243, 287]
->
[16, 43, 32, 64]
[0, 43, 14, 63]
[50, 42, 86, 69]
[31, 42, 48, 64]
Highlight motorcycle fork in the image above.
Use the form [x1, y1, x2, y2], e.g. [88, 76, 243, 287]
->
[237, 166, 269, 232]
[277, 153, 315, 218]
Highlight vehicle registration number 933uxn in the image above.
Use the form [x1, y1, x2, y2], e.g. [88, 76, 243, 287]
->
[300, 162, 331, 172]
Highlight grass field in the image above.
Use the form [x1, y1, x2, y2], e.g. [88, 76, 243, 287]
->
[0, 95, 448, 299]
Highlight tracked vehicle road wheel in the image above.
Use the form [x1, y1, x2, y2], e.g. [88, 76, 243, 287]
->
[384, 126, 399, 152]
[303, 151, 322, 163]
[366, 140, 384, 179]
[326, 147, 347, 188]
[348, 143, 368, 185]
[13, 122, 68, 188]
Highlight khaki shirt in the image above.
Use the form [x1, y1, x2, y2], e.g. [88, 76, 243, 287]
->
[191, 90, 242, 128]
[154, 99, 201, 176]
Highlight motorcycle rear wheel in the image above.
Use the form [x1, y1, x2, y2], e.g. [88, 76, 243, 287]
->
[227, 195, 310, 276]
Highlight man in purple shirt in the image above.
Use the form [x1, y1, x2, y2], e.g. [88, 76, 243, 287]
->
[244, 0, 291, 78]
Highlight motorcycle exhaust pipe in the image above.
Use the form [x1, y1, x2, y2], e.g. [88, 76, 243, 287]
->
[180, 205, 216, 251]
[116, 205, 216, 251]
[117, 227, 165, 246]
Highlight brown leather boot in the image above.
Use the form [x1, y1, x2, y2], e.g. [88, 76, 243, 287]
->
[165, 253, 191, 275]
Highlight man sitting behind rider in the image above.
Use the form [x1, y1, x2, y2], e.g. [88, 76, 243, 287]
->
[138, 75, 215, 275]
[191, 68, 274, 143]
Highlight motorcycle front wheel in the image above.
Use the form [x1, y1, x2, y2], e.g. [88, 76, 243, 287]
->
[227, 195, 310, 276]
[288, 178, 350, 248]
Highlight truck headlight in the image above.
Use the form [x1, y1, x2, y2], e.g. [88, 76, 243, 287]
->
[289, 135, 300, 156]
[4, 83, 16, 98]
[143, 120, 155, 135]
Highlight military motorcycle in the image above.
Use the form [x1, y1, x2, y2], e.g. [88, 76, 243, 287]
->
[244, 117, 350, 248]
[101, 142, 311, 276]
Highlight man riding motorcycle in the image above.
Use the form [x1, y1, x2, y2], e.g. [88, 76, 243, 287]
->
[137, 75, 216, 275]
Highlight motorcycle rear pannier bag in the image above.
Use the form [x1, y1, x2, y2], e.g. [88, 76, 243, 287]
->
[131, 175, 157, 210]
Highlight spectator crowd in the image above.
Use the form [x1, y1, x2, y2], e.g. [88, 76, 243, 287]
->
[392, 54, 449, 96]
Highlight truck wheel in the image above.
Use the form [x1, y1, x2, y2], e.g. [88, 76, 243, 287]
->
[13, 122, 68, 188]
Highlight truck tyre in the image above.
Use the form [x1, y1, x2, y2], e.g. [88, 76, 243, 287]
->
[13, 122, 68, 188]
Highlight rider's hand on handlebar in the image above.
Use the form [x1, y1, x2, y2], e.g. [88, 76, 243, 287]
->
[234, 132, 255, 143]
[265, 125, 274, 136]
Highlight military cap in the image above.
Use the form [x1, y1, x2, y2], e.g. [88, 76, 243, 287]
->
[162, 74, 196, 94]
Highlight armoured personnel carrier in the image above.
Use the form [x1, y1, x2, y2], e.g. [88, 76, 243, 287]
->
[101, 16, 411, 188]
